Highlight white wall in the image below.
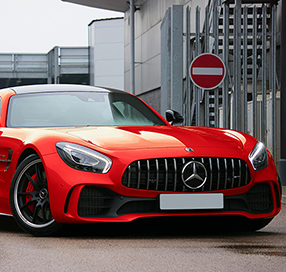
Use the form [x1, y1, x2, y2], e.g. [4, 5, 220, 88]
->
[89, 18, 124, 90]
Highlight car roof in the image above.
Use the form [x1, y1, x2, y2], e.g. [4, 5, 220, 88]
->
[9, 84, 126, 95]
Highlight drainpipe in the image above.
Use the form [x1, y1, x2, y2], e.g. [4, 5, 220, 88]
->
[279, 0, 286, 185]
[130, 0, 135, 94]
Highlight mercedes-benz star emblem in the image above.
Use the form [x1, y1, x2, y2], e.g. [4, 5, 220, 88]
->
[181, 161, 207, 189]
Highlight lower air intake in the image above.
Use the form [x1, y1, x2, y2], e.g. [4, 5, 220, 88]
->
[78, 187, 114, 217]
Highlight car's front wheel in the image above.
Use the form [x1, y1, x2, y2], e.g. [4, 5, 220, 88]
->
[10, 154, 61, 236]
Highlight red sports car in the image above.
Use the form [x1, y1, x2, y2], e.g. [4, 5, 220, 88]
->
[0, 84, 281, 236]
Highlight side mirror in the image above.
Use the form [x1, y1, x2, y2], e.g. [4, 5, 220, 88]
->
[165, 110, 184, 125]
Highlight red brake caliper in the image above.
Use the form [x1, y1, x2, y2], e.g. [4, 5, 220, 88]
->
[26, 174, 36, 212]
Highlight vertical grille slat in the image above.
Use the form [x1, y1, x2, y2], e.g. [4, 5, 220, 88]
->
[224, 158, 228, 189]
[137, 161, 141, 189]
[127, 165, 131, 188]
[146, 160, 150, 190]
[164, 159, 168, 191]
[231, 159, 235, 188]
[173, 158, 178, 191]
[209, 158, 213, 190]
[122, 157, 251, 192]
[216, 158, 221, 190]
[238, 159, 242, 187]
[155, 159, 159, 190]
[245, 163, 248, 186]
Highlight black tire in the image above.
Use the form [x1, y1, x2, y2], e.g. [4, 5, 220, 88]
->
[10, 154, 62, 236]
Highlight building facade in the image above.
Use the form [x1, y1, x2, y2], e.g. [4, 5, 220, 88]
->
[89, 18, 124, 89]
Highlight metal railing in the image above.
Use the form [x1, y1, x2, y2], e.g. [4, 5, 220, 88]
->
[182, 0, 279, 163]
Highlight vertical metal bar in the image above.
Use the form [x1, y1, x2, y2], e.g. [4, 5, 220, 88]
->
[130, 0, 135, 94]
[205, 94, 209, 126]
[223, 3, 229, 128]
[205, 5, 209, 52]
[252, 6, 257, 138]
[234, 0, 242, 131]
[54, 47, 60, 84]
[213, 3, 219, 127]
[12, 54, 15, 72]
[186, 6, 191, 126]
[279, 0, 286, 185]
[261, 5, 267, 144]
[233, 5, 237, 130]
[195, 6, 201, 126]
[243, 6, 248, 133]
[271, 5, 277, 164]
[47, 51, 52, 84]
[205, 5, 210, 127]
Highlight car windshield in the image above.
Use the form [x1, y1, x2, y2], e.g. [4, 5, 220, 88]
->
[7, 91, 166, 128]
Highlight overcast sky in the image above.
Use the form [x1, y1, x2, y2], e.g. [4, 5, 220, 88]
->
[0, 0, 122, 53]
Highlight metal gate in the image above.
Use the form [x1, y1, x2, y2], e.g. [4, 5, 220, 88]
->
[161, 0, 279, 163]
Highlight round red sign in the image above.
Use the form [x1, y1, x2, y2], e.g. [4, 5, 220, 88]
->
[189, 53, 226, 90]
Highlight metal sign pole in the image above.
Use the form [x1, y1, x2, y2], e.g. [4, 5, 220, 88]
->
[130, 0, 135, 95]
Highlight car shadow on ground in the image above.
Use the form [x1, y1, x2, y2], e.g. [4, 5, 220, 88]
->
[0, 215, 279, 239]
[59, 216, 279, 239]
[0, 215, 22, 233]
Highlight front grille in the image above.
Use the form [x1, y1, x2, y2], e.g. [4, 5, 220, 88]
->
[122, 157, 251, 192]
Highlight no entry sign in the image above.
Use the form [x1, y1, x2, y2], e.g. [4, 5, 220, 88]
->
[189, 53, 226, 90]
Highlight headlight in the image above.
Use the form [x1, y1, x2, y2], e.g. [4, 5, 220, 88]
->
[56, 142, 112, 173]
[249, 141, 268, 171]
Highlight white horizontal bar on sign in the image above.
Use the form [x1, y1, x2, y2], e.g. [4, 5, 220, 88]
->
[192, 67, 223, 75]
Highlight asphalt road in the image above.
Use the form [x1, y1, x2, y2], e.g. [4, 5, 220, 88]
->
[1, 206, 285, 272]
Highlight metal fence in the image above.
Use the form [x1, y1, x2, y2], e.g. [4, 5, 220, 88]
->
[182, 0, 279, 163]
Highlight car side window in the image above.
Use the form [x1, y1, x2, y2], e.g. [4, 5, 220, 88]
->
[112, 101, 153, 125]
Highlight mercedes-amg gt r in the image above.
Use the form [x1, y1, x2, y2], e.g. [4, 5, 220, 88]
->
[0, 84, 281, 236]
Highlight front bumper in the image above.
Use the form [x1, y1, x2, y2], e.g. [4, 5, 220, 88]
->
[76, 181, 280, 216]
[56, 181, 281, 223]
[43, 152, 281, 224]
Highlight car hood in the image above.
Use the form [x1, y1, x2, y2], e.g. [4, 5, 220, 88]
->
[54, 126, 245, 151]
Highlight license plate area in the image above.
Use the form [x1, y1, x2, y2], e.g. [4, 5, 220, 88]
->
[159, 193, 224, 210]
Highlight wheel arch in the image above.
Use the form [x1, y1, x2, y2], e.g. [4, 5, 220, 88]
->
[17, 148, 39, 167]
